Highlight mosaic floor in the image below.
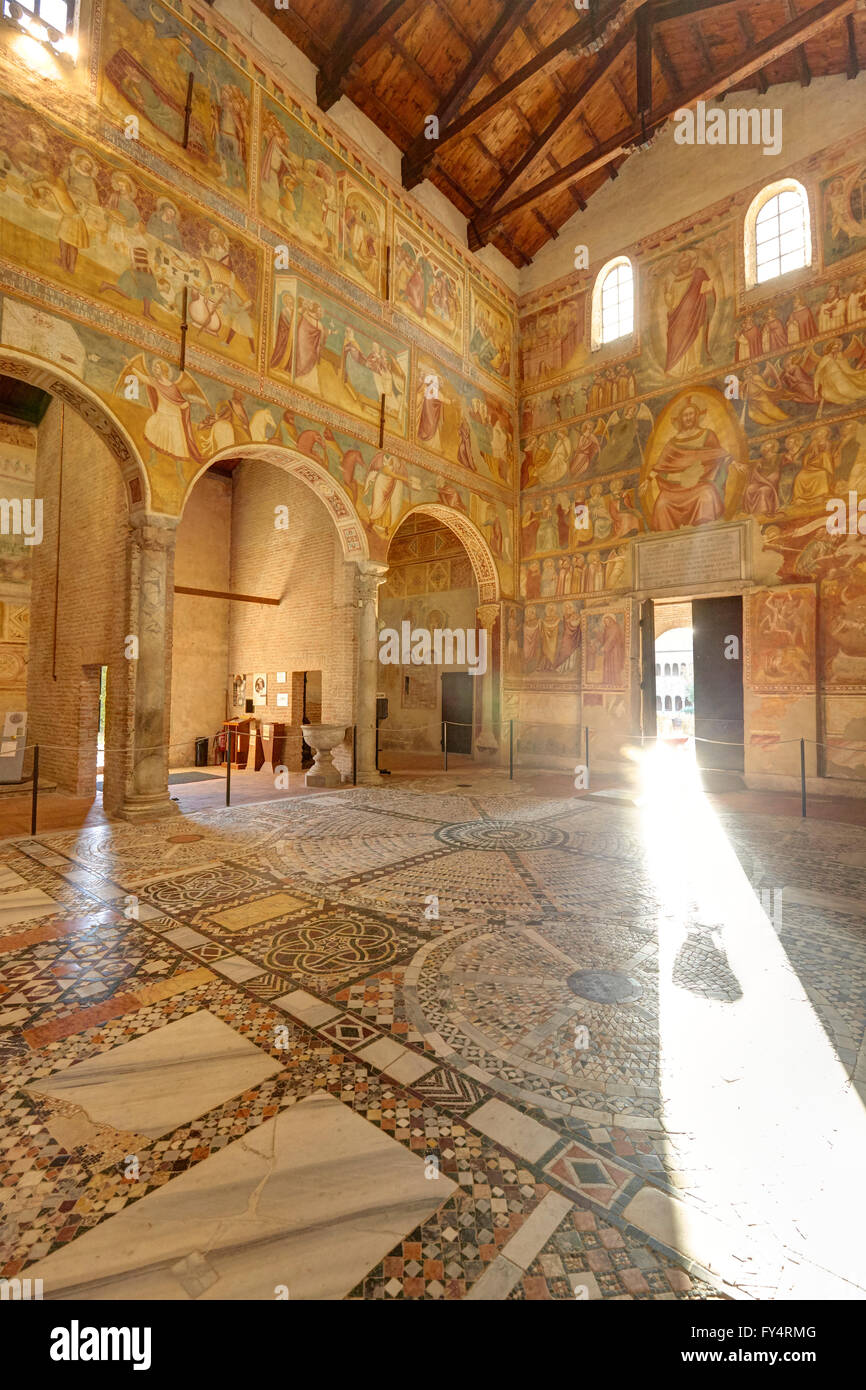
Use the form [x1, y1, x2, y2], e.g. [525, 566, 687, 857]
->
[1, 768, 865, 1300]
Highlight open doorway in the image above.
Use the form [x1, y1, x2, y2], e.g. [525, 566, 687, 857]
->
[644, 596, 744, 772]
[97, 664, 107, 773]
[655, 624, 694, 739]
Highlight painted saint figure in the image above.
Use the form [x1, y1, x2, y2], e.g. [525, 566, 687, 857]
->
[663, 249, 717, 377]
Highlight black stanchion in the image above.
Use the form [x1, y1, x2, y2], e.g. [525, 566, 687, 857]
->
[800, 736, 807, 819]
[509, 719, 514, 780]
[443, 720, 448, 772]
[30, 744, 39, 835]
[226, 728, 233, 807]
[352, 724, 357, 786]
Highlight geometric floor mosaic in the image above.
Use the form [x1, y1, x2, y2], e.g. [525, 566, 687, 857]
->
[2, 769, 865, 1298]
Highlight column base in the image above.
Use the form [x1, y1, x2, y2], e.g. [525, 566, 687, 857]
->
[117, 792, 181, 823]
[355, 771, 384, 787]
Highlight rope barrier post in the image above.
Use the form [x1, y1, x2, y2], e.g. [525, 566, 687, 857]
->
[584, 725, 590, 778]
[509, 719, 514, 781]
[226, 728, 233, 807]
[352, 724, 357, 786]
[30, 744, 39, 835]
[443, 720, 448, 773]
[800, 737, 806, 819]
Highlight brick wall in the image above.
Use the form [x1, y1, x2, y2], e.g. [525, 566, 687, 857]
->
[0, 422, 36, 721]
[170, 472, 231, 766]
[28, 400, 130, 809]
[227, 463, 356, 768]
[378, 515, 478, 755]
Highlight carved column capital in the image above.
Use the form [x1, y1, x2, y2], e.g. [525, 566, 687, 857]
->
[355, 559, 389, 605]
[476, 603, 500, 632]
[130, 514, 180, 555]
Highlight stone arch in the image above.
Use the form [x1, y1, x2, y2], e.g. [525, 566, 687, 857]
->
[0, 349, 150, 514]
[390, 503, 500, 603]
[182, 443, 369, 561]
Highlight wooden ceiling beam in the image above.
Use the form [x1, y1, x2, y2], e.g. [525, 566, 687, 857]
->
[692, 17, 717, 76]
[737, 12, 768, 93]
[653, 26, 682, 96]
[474, 20, 636, 220]
[384, 31, 438, 95]
[846, 13, 860, 77]
[471, 0, 859, 239]
[653, 0, 752, 19]
[316, 0, 419, 110]
[784, 1, 812, 87]
[519, 14, 588, 219]
[406, 1, 622, 164]
[401, 0, 538, 188]
[436, 160, 530, 268]
[581, 112, 622, 189]
[636, 1, 653, 116]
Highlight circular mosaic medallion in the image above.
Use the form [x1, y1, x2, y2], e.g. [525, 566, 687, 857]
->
[566, 969, 643, 1004]
[435, 819, 566, 851]
[167, 834, 205, 844]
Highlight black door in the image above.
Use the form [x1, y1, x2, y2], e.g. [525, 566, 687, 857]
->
[692, 596, 744, 771]
[442, 672, 473, 754]
[640, 599, 657, 743]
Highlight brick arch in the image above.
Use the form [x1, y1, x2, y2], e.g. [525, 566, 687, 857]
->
[391, 504, 500, 604]
[0, 349, 150, 514]
[183, 443, 369, 561]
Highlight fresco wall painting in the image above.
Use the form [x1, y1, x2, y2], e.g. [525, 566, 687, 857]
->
[415, 351, 514, 489]
[519, 288, 587, 388]
[392, 216, 463, 354]
[0, 0, 519, 601]
[514, 149, 866, 777]
[258, 94, 387, 299]
[0, 92, 262, 371]
[99, 0, 252, 197]
[269, 273, 410, 437]
[468, 283, 513, 387]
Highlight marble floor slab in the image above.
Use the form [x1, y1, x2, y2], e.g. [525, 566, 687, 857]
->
[469, 1098, 561, 1164]
[26, 1090, 456, 1300]
[29, 1010, 282, 1139]
[0, 887, 59, 928]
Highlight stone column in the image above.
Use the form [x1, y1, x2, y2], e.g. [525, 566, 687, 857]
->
[354, 560, 389, 784]
[119, 517, 180, 821]
[475, 603, 501, 756]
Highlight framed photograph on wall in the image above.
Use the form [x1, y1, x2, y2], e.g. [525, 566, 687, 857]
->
[253, 673, 267, 707]
[232, 675, 246, 708]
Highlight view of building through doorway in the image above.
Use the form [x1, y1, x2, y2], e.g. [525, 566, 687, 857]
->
[655, 618, 694, 740]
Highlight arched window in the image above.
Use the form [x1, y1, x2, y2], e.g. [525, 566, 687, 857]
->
[655, 662, 660, 676]
[675, 695, 682, 711]
[664, 662, 671, 677]
[664, 695, 672, 711]
[745, 180, 811, 288]
[590, 256, 634, 349]
[656, 696, 662, 712]
[672, 662, 679, 676]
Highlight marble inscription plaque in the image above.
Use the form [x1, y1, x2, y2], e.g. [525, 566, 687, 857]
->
[635, 525, 745, 591]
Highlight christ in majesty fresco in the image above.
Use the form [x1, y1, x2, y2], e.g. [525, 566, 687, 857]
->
[642, 397, 732, 530]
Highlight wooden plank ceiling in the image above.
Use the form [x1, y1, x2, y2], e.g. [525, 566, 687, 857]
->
[252, 0, 865, 268]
